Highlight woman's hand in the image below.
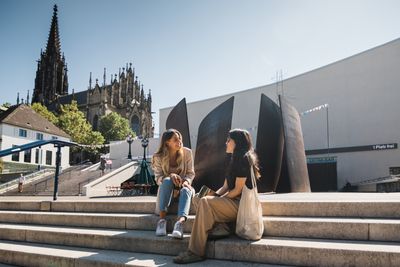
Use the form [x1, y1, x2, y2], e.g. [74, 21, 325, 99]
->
[182, 180, 193, 190]
[170, 173, 182, 187]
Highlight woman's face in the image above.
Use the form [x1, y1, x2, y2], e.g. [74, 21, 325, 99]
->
[225, 137, 236, 153]
[166, 133, 182, 152]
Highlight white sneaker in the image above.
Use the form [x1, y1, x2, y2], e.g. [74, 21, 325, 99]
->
[171, 221, 184, 239]
[156, 219, 167, 236]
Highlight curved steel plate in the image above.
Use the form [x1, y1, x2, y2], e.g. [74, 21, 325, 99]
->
[279, 95, 311, 192]
[255, 94, 284, 192]
[166, 98, 191, 148]
[193, 97, 234, 191]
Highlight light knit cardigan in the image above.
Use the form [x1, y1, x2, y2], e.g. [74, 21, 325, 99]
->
[152, 147, 195, 214]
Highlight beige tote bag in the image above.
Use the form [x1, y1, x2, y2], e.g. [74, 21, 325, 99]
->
[235, 164, 264, 240]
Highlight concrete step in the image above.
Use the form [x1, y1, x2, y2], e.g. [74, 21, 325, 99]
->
[0, 225, 399, 267]
[1, 211, 400, 242]
[0, 210, 194, 233]
[0, 223, 203, 256]
[0, 240, 278, 267]
[1, 193, 400, 218]
[215, 236, 400, 267]
[264, 216, 400, 242]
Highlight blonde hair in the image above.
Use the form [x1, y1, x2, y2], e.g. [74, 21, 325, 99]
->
[153, 129, 184, 176]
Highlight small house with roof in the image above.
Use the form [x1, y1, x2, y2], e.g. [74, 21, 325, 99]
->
[0, 104, 70, 173]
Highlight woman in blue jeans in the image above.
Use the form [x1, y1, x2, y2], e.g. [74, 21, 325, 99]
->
[152, 129, 195, 239]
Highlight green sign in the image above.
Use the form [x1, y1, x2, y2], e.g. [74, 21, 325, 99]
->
[307, 156, 337, 164]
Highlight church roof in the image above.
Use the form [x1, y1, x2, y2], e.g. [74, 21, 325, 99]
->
[0, 104, 70, 139]
[47, 91, 87, 111]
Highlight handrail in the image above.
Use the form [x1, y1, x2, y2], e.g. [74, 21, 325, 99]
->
[0, 169, 54, 191]
[32, 165, 80, 193]
[0, 140, 78, 158]
[0, 140, 79, 200]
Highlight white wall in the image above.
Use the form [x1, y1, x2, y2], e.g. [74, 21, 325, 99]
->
[159, 39, 400, 189]
[0, 123, 70, 169]
[84, 161, 139, 197]
[109, 138, 160, 162]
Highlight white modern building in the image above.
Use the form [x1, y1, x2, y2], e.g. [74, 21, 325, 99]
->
[0, 104, 71, 172]
[159, 38, 400, 190]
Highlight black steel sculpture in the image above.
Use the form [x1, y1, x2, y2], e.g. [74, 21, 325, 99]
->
[279, 95, 311, 192]
[166, 98, 191, 148]
[192, 97, 234, 191]
[255, 94, 285, 192]
[161, 93, 310, 194]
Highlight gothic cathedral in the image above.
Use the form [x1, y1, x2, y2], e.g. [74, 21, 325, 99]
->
[32, 5, 154, 138]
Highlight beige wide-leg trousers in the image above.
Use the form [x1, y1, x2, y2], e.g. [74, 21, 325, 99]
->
[189, 195, 239, 256]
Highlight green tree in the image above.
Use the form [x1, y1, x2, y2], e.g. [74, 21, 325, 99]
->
[31, 102, 59, 125]
[1, 102, 11, 108]
[58, 101, 105, 149]
[99, 112, 134, 142]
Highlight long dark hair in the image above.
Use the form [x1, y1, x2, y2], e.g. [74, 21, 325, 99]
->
[228, 128, 260, 178]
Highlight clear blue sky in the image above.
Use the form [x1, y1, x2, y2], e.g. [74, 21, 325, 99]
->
[1, 0, 400, 134]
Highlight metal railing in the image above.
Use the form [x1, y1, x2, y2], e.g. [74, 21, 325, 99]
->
[0, 169, 54, 193]
[33, 166, 77, 194]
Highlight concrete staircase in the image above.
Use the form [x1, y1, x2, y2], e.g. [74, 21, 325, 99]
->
[0, 193, 399, 266]
[1, 164, 101, 196]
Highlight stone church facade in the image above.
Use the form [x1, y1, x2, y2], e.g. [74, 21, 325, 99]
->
[31, 5, 153, 138]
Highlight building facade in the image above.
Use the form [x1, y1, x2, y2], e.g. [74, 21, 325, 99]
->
[31, 5, 153, 138]
[0, 104, 71, 171]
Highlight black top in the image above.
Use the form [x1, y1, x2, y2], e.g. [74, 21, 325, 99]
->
[226, 154, 253, 190]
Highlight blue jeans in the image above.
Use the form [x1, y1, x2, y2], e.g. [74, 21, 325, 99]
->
[159, 177, 193, 219]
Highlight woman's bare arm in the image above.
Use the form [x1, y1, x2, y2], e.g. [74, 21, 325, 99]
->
[214, 179, 229, 196]
[224, 177, 246, 199]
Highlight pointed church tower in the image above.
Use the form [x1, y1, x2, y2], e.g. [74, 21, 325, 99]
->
[32, 4, 69, 106]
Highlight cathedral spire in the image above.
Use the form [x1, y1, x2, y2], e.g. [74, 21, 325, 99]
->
[89, 72, 92, 90]
[45, 4, 62, 59]
[32, 4, 68, 106]
[103, 68, 106, 86]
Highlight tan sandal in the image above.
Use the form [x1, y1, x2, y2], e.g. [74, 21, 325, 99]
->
[173, 250, 204, 264]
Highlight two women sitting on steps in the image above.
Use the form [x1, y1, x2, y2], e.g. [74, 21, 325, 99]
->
[152, 128, 260, 264]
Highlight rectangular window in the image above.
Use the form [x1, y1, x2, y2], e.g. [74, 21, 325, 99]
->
[24, 149, 31, 163]
[11, 145, 20, 162]
[36, 133, 44, 140]
[19, 129, 27, 137]
[46, 150, 52, 165]
[51, 136, 58, 140]
[390, 167, 400, 175]
[35, 149, 40, 164]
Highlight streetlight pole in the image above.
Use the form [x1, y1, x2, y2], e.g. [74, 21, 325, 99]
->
[126, 134, 133, 160]
[326, 104, 330, 155]
[141, 137, 149, 161]
[137, 136, 153, 193]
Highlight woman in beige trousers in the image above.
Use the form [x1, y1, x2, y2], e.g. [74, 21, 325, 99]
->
[174, 128, 260, 264]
